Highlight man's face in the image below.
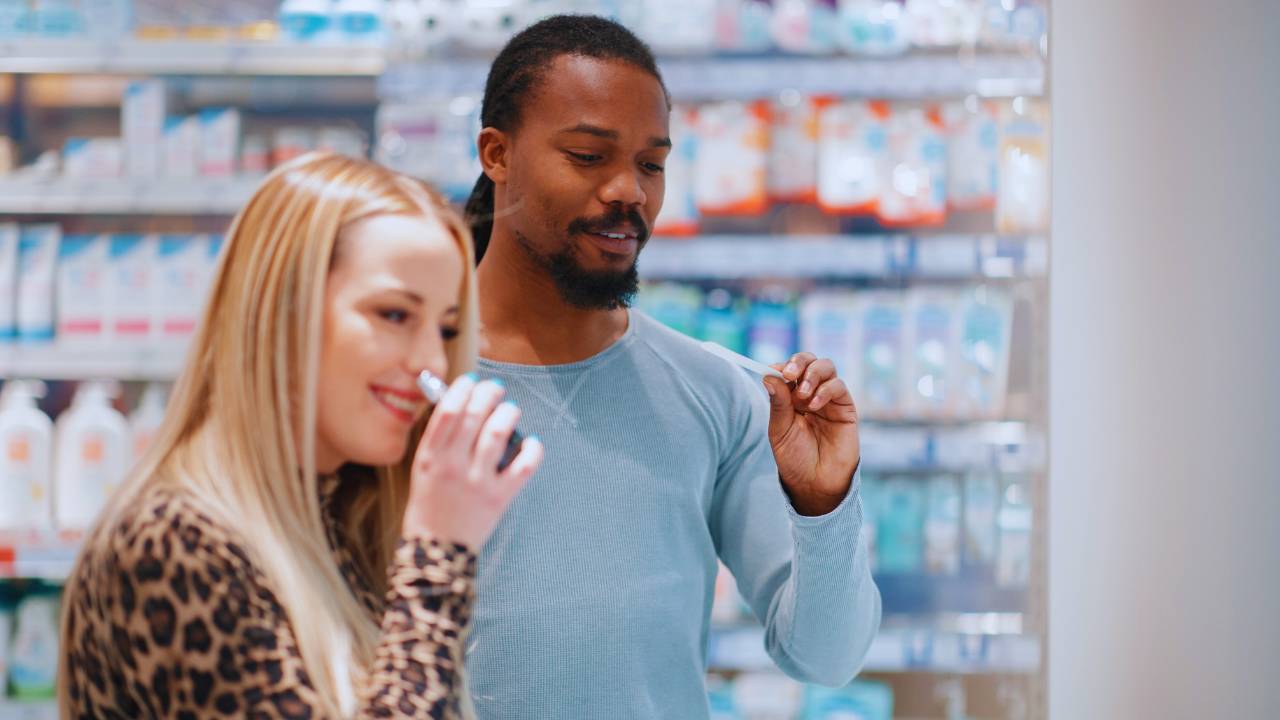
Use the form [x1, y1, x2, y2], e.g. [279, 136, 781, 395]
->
[501, 55, 671, 310]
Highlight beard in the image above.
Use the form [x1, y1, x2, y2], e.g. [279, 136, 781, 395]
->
[514, 207, 649, 311]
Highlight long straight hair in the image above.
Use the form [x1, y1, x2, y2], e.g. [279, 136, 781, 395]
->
[58, 152, 479, 717]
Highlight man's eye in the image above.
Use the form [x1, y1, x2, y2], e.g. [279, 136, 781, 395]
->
[643, 162, 665, 173]
[440, 325, 460, 340]
[568, 151, 602, 163]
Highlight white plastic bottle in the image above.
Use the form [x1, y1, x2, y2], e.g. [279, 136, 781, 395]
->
[8, 592, 59, 700]
[0, 380, 54, 532]
[129, 382, 169, 465]
[54, 381, 129, 532]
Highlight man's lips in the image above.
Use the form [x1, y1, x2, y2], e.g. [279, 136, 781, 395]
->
[584, 230, 640, 255]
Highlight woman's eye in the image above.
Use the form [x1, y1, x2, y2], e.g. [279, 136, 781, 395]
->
[440, 325, 460, 341]
[379, 308, 410, 324]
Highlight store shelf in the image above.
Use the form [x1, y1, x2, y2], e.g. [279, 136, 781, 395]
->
[0, 345, 187, 381]
[0, 529, 83, 581]
[0, 39, 387, 76]
[0, 40, 1044, 99]
[873, 572, 1028, 615]
[710, 626, 1040, 675]
[639, 235, 1047, 280]
[0, 701, 57, 720]
[380, 53, 1046, 101]
[860, 421, 1044, 473]
[0, 176, 261, 215]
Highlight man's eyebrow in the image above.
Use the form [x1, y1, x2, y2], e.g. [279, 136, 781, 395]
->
[559, 123, 672, 149]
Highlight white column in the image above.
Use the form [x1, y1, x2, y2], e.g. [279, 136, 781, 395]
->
[1049, 0, 1280, 717]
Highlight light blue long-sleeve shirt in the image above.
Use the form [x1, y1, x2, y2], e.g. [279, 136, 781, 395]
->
[469, 311, 881, 719]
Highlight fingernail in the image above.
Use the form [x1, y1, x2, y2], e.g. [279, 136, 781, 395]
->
[785, 363, 799, 376]
[765, 382, 776, 397]
[491, 378, 505, 390]
[799, 381, 812, 396]
[463, 372, 478, 382]
[809, 397, 822, 410]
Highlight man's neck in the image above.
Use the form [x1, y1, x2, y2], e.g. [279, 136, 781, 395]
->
[476, 232, 629, 366]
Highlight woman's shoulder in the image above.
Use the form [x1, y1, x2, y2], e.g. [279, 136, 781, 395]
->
[72, 485, 267, 613]
[97, 487, 251, 569]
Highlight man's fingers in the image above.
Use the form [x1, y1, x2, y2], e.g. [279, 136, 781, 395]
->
[781, 352, 817, 383]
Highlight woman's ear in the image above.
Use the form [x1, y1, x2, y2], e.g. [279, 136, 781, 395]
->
[478, 127, 510, 184]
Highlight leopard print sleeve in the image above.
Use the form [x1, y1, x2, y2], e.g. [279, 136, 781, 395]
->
[62, 490, 477, 719]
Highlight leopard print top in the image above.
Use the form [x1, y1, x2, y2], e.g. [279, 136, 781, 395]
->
[62, 478, 476, 719]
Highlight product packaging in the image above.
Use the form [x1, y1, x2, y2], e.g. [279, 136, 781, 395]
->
[901, 287, 958, 418]
[162, 115, 201, 178]
[129, 382, 168, 464]
[0, 380, 55, 532]
[695, 101, 771, 217]
[0, 223, 18, 341]
[8, 593, 60, 699]
[699, 288, 751, 356]
[16, 224, 61, 343]
[747, 289, 798, 367]
[954, 284, 1013, 419]
[996, 99, 1049, 232]
[944, 97, 1000, 211]
[62, 137, 124, 178]
[769, 94, 832, 204]
[876, 476, 926, 573]
[817, 100, 889, 215]
[123, 79, 168, 179]
[877, 104, 947, 227]
[653, 105, 700, 237]
[109, 234, 160, 344]
[198, 108, 242, 178]
[835, 0, 913, 56]
[798, 288, 860, 379]
[924, 474, 962, 575]
[56, 234, 111, 349]
[54, 380, 130, 531]
[854, 291, 905, 418]
[963, 470, 999, 567]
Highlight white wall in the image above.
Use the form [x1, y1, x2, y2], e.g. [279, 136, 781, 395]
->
[1049, 0, 1280, 717]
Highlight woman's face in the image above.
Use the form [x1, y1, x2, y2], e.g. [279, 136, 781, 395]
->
[315, 214, 464, 473]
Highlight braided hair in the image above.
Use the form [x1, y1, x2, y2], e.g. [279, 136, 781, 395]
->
[464, 15, 668, 262]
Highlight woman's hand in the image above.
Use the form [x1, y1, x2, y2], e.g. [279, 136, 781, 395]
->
[401, 374, 544, 550]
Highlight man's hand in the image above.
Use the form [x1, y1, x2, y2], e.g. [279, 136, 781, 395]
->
[763, 352, 861, 517]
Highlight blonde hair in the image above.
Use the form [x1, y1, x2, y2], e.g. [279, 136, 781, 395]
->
[59, 153, 479, 717]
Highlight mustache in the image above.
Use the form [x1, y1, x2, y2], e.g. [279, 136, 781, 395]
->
[567, 208, 651, 244]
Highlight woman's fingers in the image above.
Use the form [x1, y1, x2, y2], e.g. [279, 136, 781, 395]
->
[453, 379, 506, 448]
[496, 436, 544, 499]
[423, 373, 477, 448]
[471, 401, 521, 482]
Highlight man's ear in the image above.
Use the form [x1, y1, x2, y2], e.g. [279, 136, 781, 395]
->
[478, 127, 510, 184]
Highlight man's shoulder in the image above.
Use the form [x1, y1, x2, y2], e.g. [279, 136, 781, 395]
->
[628, 311, 761, 402]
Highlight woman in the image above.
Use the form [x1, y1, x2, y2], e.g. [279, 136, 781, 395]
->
[58, 153, 543, 718]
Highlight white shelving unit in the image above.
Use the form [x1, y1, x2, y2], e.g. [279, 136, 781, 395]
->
[710, 626, 1041, 675]
[0, 346, 187, 381]
[0, 176, 260, 215]
[0, 39, 388, 76]
[0, 700, 57, 720]
[639, 235, 1048, 280]
[380, 53, 1046, 102]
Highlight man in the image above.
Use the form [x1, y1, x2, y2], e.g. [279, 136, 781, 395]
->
[462, 15, 880, 719]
